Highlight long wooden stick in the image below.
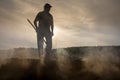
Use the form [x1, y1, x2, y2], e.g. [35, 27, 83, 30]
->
[27, 19, 36, 30]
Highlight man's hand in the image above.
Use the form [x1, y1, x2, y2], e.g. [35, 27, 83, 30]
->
[51, 32, 54, 36]
[35, 27, 39, 32]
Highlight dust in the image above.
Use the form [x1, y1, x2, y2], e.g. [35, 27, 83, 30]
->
[82, 47, 120, 76]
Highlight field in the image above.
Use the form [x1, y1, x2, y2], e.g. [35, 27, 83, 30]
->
[0, 46, 120, 80]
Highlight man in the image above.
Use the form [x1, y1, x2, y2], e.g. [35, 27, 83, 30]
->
[34, 3, 54, 55]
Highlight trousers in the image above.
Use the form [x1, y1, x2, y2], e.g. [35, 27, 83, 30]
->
[37, 32, 52, 54]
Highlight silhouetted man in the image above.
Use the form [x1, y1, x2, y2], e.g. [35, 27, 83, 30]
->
[34, 3, 54, 55]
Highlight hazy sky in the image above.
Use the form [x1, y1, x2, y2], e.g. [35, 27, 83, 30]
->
[0, 0, 120, 49]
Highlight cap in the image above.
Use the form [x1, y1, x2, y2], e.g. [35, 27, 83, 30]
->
[44, 3, 52, 8]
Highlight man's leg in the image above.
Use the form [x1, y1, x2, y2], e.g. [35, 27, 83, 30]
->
[45, 33, 52, 54]
[37, 33, 44, 56]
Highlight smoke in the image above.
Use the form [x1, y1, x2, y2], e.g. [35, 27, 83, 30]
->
[0, 48, 39, 68]
[56, 49, 72, 72]
[0, 47, 120, 79]
[0, 49, 14, 67]
[82, 47, 120, 77]
[12, 48, 39, 59]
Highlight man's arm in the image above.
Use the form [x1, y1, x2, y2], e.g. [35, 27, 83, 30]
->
[51, 15, 54, 36]
[34, 20, 37, 29]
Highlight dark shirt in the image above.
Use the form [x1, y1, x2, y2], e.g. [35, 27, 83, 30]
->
[35, 11, 53, 33]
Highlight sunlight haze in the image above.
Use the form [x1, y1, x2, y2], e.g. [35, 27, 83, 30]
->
[0, 0, 120, 49]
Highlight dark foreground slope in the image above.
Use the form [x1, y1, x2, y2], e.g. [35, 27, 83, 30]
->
[0, 46, 120, 80]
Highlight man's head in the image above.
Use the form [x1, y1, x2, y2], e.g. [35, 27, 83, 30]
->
[44, 3, 52, 12]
